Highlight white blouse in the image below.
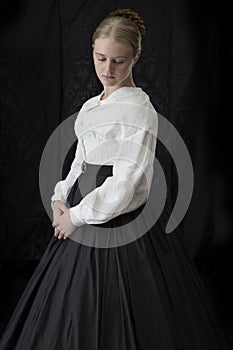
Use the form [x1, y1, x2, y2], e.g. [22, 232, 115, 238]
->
[51, 86, 158, 227]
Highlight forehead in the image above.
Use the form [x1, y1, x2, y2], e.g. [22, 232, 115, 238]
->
[93, 38, 133, 57]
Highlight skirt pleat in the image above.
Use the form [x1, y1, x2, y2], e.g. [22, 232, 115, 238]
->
[0, 163, 231, 350]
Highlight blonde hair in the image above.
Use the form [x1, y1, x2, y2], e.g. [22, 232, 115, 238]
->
[92, 9, 146, 56]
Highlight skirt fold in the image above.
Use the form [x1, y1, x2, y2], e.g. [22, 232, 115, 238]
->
[0, 163, 231, 349]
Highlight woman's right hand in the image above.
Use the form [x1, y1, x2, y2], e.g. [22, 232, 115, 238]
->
[52, 201, 68, 237]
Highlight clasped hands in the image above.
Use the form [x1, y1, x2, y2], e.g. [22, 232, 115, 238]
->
[52, 201, 77, 240]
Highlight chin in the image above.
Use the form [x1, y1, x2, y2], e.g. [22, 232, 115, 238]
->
[100, 80, 117, 87]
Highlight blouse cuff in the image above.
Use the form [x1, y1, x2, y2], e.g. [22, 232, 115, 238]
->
[69, 206, 86, 227]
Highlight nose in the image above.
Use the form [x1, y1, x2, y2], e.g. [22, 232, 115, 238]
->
[105, 60, 114, 76]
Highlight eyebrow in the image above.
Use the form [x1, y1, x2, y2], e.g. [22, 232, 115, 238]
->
[95, 52, 127, 58]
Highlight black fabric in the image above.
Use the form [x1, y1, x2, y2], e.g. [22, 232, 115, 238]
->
[0, 164, 231, 349]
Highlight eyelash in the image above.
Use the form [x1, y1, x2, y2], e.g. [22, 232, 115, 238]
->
[97, 58, 124, 64]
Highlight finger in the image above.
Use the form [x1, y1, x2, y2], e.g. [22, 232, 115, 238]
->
[58, 232, 64, 240]
[54, 227, 60, 236]
[54, 223, 61, 229]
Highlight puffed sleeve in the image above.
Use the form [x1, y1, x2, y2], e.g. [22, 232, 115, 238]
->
[69, 110, 158, 227]
[51, 139, 83, 210]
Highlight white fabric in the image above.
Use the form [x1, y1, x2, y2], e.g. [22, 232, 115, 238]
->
[51, 87, 158, 227]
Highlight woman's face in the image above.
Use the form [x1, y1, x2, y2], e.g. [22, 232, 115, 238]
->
[93, 37, 139, 89]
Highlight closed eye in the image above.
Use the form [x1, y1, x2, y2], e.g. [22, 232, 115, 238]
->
[97, 58, 124, 64]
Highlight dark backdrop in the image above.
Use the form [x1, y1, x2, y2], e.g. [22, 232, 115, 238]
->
[0, 0, 232, 340]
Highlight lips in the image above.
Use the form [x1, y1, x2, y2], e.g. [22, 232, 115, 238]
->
[102, 75, 115, 79]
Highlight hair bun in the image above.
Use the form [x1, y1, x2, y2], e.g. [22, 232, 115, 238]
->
[107, 8, 146, 36]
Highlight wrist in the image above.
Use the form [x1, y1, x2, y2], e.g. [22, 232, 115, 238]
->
[53, 200, 60, 208]
[53, 200, 67, 210]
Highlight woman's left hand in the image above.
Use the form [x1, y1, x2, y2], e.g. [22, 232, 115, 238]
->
[52, 208, 77, 240]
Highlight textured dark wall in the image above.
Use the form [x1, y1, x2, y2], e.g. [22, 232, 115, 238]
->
[0, 0, 232, 260]
[0, 0, 62, 261]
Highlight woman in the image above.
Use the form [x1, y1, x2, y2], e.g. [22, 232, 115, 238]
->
[0, 8, 231, 350]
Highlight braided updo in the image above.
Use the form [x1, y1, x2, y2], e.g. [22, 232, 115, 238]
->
[106, 9, 146, 37]
[92, 8, 146, 56]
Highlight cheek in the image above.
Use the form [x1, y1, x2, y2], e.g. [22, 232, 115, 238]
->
[121, 63, 133, 75]
[94, 62, 102, 74]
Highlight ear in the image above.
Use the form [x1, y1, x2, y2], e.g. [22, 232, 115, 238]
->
[133, 51, 141, 66]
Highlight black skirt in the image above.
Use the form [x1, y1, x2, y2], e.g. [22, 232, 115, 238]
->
[0, 162, 231, 350]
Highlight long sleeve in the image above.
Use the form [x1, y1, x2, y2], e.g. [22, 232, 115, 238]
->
[69, 115, 158, 227]
[51, 138, 83, 209]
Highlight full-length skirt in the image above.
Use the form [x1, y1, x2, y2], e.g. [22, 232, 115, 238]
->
[0, 163, 231, 350]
